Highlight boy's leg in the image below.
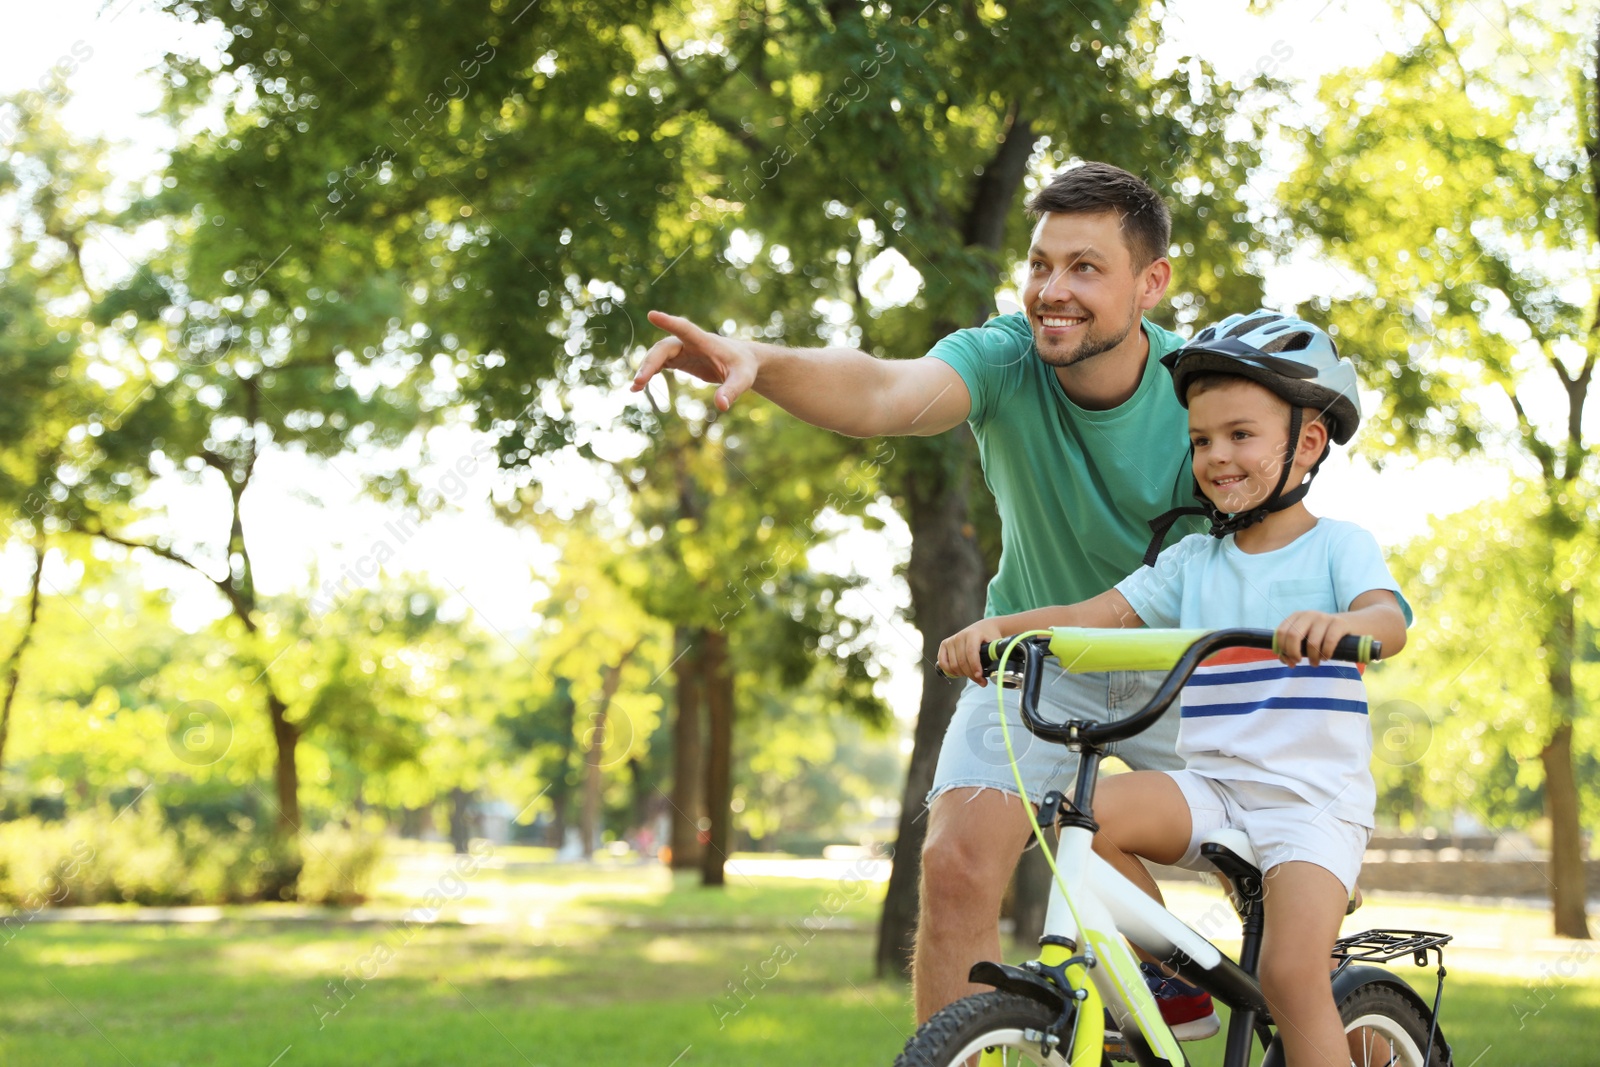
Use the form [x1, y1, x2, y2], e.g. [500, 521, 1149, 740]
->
[1091, 770, 1194, 899]
[1259, 861, 1350, 1067]
[1095, 771, 1221, 1043]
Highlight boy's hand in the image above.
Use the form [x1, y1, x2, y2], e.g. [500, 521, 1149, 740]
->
[938, 618, 1008, 685]
[1275, 610, 1355, 667]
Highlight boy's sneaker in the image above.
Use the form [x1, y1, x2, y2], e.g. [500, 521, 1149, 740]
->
[1141, 963, 1220, 1039]
[1104, 963, 1220, 1051]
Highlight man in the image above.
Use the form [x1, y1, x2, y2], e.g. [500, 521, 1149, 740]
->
[631, 162, 1214, 1033]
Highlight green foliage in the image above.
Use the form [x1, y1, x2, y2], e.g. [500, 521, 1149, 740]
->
[1284, 3, 1590, 465]
[1372, 480, 1600, 831]
[0, 805, 384, 907]
[1284, 3, 1596, 930]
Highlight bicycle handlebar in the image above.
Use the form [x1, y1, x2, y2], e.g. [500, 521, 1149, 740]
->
[954, 627, 1380, 749]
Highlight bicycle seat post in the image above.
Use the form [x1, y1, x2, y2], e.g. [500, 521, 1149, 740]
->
[1067, 744, 1104, 826]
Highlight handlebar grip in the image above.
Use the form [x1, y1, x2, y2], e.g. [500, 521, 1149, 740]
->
[935, 641, 1021, 683]
[1298, 634, 1382, 664]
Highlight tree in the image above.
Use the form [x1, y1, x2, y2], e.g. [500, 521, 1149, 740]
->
[1284, 0, 1594, 935]
[1370, 488, 1600, 846]
[147, 0, 1272, 951]
[0, 94, 118, 775]
[5, 81, 441, 878]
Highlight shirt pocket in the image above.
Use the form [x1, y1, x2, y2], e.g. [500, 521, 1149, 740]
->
[1268, 578, 1337, 615]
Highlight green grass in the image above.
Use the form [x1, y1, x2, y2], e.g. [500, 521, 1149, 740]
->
[1, 864, 1595, 1066]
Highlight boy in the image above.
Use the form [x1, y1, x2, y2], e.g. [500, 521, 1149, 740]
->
[938, 311, 1410, 1066]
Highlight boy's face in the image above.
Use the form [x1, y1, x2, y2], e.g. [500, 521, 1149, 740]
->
[1187, 378, 1311, 514]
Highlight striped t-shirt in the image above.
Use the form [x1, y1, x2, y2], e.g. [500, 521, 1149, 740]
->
[1115, 520, 1412, 826]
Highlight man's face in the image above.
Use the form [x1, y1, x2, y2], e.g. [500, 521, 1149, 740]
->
[1022, 211, 1157, 368]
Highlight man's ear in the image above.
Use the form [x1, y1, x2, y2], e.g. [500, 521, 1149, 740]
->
[1138, 256, 1172, 312]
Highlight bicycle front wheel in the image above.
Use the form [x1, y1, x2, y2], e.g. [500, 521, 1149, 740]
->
[894, 991, 1079, 1067]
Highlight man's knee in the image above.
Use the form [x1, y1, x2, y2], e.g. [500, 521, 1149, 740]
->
[920, 789, 1029, 918]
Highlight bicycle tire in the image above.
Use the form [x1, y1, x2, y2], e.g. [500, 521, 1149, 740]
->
[894, 990, 1085, 1067]
[1265, 981, 1450, 1067]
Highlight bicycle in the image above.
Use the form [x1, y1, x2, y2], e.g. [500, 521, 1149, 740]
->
[895, 626, 1452, 1067]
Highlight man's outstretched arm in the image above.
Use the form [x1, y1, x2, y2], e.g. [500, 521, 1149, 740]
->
[631, 310, 971, 438]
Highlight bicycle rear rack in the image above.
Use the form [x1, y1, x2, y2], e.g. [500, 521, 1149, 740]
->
[1330, 929, 1451, 975]
[1333, 928, 1453, 1062]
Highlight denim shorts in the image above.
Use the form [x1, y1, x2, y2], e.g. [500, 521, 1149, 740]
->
[928, 662, 1183, 809]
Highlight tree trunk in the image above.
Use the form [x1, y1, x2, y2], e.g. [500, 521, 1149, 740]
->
[0, 535, 46, 775]
[874, 108, 1038, 976]
[1542, 594, 1589, 938]
[263, 692, 303, 901]
[875, 435, 989, 978]
[547, 680, 577, 848]
[447, 787, 475, 854]
[701, 628, 735, 887]
[669, 626, 706, 870]
[268, 693, 301, 835]
[581, 701, 607, 857]
[1010, 843, 1053, 950]
[580, 649, 637, 857]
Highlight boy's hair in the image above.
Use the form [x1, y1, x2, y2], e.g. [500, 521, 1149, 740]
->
[1185, 371, 1331, 434]
[1025, 162, 1172, 269]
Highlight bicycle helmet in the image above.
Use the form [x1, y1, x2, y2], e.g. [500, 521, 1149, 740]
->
[1141, 311, 1363, 565]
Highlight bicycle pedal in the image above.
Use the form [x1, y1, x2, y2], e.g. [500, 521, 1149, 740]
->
[1102, 1033, 1135, 1062]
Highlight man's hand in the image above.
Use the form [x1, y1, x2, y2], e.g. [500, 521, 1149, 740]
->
[632, 310, 759, 412]
[938, 618, 1009, 686]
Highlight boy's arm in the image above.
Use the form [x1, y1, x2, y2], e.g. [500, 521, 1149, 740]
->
[938, 589, 1144, 686]
[1274, 589, 1408, 667]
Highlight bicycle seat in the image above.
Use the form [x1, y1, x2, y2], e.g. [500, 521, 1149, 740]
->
[1198, 828, 1264, 916]
[1197, 828, 1260, 872]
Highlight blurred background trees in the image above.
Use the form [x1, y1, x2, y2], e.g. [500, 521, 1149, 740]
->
[0, 0, 1594, 946]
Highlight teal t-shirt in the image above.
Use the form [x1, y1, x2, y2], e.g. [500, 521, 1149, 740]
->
[927, 313, 1205, 617]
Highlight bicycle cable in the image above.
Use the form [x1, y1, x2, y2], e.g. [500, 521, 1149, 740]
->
[993, 632, 1093, 949]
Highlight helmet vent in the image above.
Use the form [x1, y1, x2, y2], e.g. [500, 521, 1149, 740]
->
[1260, 331, 1314, 353]
[1224, 315, 1280, 339]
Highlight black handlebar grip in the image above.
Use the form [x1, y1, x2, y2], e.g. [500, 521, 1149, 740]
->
[1330, 634, 1381, 663]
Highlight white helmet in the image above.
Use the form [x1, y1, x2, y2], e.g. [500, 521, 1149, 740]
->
[1162, 311, 1362, 444]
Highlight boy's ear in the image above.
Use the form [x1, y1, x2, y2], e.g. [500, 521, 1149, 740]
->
[1296, 411, 1331, 465]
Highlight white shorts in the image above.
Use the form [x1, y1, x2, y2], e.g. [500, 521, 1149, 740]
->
[1165, 770, 1370, 894]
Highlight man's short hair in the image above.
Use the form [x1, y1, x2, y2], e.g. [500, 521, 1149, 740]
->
[1025, 162, 1171, 269]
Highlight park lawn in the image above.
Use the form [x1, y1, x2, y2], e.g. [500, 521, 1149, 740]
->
[1, 867, 1596, 1066]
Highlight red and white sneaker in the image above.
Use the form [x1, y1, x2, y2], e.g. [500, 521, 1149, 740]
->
[1141, 963, 1220, 1040]
[1104, 963, 1220, 1057]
